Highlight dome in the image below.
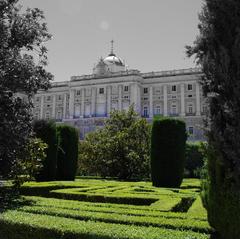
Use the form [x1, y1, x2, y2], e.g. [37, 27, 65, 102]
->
[103, 54, 124, 66]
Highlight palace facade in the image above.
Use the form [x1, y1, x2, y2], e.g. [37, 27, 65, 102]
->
[33, 43, 206, 140]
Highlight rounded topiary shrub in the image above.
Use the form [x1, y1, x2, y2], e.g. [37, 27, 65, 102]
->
[151, 117, 187, 188]
[57, 124, 79, 181]
[33, 120, 58, 181]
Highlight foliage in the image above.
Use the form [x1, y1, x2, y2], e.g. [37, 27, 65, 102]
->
[13, 138, 47, 187]
[187, 0, 240, 238]
[151, 117, 187, 188]
[184, 142, 206, 178]
[78, 106, 151, 180]
[33, 120, 58, 181]
[57, 125, 79, 181]
[0, 0, 53, 179]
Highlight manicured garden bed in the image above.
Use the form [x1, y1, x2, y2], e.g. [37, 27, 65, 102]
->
[0, 178, 210, 239]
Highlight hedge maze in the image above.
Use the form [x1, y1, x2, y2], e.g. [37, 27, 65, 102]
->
[0, 179, 210, 239]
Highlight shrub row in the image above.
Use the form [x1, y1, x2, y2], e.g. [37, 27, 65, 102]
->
[0, 210, 210, 239]
[18, 204, 210, 233]
[50, 189, 158, 206]
[33, 120, 79, 181]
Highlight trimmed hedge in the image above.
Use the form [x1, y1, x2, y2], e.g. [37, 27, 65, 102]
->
[151, 117, 187, 188]
[0, 211, 210, 239]
[33, 120, 58, 181]
[185, 142, 205, 178]
[56, 125, 79, 181]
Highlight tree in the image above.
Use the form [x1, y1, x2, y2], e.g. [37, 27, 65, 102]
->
[185, 142, 205, 178]
[33, 120, 58, 181]
[151, 117, 187, 188]
[187, 1, 240, 238]
[78, 106, 151, 180]
[0, 0, 53, 179]
[57, 125, 79, 181]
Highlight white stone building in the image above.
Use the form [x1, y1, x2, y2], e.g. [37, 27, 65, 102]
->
[33, 43, 206, 140]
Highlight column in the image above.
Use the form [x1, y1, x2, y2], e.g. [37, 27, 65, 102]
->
[180, 84, 185, 117]
[80, 88, 85, 117]
[52, 95, 56, 119]
[118, 85, 122, 111]
[63, 93, 67, 119]
[163, 85, 168, 116]
[130, 83, 141, 113]
[107, 86, 111, 116]
[91, 87, 96, 117]
[40, 95, 44, 119]
[149, 86, 153, 118]
[69, 89, 74, 119]
[196, 82, 201, 116]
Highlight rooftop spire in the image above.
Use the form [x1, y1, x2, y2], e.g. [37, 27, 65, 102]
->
[109, 39, 115, 56]
[111, 39, 114, 54]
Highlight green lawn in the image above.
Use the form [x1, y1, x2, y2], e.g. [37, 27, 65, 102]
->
[0, 178, 210, 239]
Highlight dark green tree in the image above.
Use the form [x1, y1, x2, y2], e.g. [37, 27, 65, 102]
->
[187, 0, 240, 238]
[185, 142, 205, 178]
[57, 125, 79, 181]
[33, 120, 58, 181]
[151, 117, 187, 188]
[0, 0, 53, 179]
[78, 106, 151, 180]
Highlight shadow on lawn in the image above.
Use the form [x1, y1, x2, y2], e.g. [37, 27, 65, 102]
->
[0, 184, 35, 213]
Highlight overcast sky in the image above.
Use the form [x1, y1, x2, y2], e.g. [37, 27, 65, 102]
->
[20, 0, 203, 82]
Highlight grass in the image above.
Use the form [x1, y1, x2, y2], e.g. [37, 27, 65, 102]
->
[0, 178, 211, 239]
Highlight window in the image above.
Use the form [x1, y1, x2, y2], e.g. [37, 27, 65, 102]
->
[188, 84, 193, 91]
[203, 105, 207, 113]
[124, 95, 129, 99]
[57, 111, 62, 119]
[188, 104, 193, 114]
[35, 97, 40, 102]
[188, 95, 192, 98]
[46, 95, 51, 101]
[99, 88, 104, 94]
[155, 106, 161, 115]
[57, 95, 62, 100]
[172, 85, 176, 92]
[45, 111, 50, 120]
[171, 103, 177, 115]
[143, 88, 148, 94]
[188, 127, 194, 135]
[76, 90, 81, 96]
[124, 86, 128, 92]
[143, 106, 148, 117]
[34, 112, 39, 119]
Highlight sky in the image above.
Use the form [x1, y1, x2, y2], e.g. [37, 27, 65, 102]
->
[20, 0, 203, 82]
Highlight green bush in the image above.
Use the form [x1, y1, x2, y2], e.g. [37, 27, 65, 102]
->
[33, 120, 58, 181]
[151, 117, 187, 188]
[78, 106, 150, 180]
[57, 125, 79, 181]
[184, 142, 205, 178]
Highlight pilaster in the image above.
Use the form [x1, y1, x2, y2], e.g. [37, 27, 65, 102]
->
[52, 94, 56, 119]
[69, 89, 74, 119]
[163, 85, 168, 116]
[196, 82, 201, 116]
[149, 86, 153, 118]
[180, 83, 185, 117]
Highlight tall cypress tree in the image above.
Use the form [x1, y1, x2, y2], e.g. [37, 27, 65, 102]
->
[187, 1, 240, 238]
